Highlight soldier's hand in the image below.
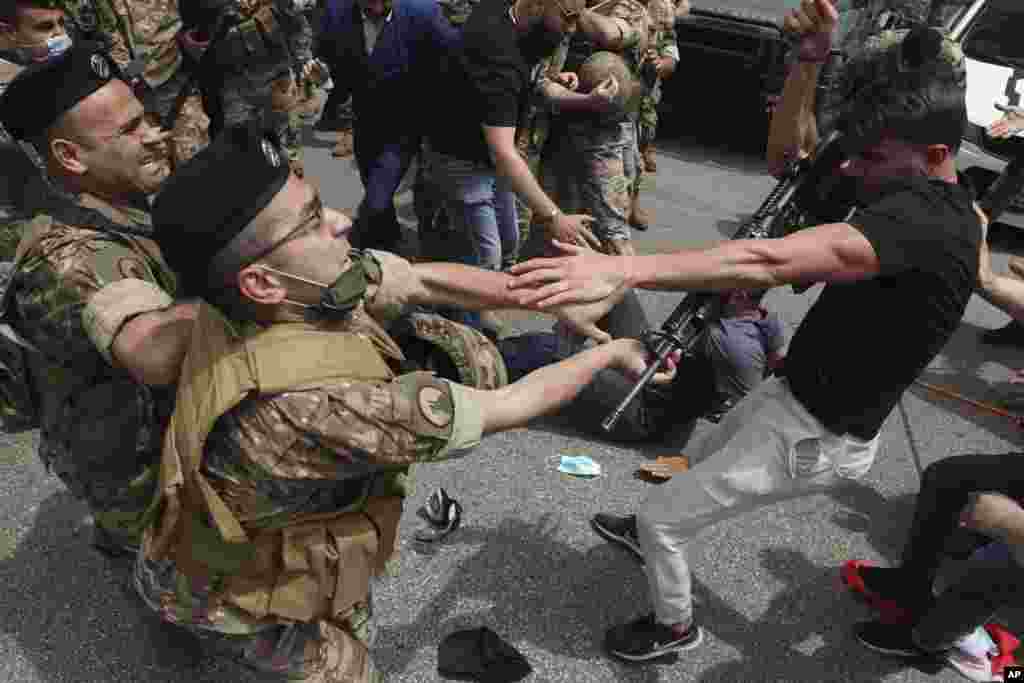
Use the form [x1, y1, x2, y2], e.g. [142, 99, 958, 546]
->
[988, 103, 1024, 140]
[557, 72, 579, 91]
[589, 76, 619, 110]
[551, 212, 602, 251]
[783, 0, 838, 38]
[613, 339, 681, 385]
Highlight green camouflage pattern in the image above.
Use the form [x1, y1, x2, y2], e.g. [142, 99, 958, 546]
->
[391, 311, 509, 389]
[637, 0, 678, 145]
[535, 119, 638, 249]
[133, 307, 484, 674]
[63, 0, 184, 87]
[7, 194, 177, 552]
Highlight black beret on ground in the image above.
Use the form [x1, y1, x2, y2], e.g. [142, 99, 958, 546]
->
[0, 41, 121, 141]
[153, 124, 291, 297]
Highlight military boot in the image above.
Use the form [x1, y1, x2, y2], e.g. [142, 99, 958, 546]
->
[640, 143, 657, 173]
[629, 194, 651, 231]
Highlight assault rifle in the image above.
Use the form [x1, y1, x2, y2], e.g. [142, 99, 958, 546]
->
[601, 130, 850, 432]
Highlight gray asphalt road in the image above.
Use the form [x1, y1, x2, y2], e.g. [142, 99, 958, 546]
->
[2, 128, 1023, 683]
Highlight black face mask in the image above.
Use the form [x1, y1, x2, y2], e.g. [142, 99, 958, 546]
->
[518, 21, 563, 63]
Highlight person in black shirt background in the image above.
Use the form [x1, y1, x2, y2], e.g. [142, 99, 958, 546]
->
[504, 3, 982, 666]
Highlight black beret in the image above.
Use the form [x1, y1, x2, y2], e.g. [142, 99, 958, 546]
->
[153, 124, 291, 297]
[0, 41, 123, 141]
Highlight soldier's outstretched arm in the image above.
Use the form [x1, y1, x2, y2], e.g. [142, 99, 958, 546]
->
[367, 251, 617, 342]
[472, 338, 674, 434]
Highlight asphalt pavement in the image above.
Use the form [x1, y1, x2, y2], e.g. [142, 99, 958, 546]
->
[2, 127, 1024, 683]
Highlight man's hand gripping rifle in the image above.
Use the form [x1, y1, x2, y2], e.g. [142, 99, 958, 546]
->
[601, 131, 849, 432]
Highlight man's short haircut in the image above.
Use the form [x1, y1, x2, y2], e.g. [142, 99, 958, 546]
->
[839, 26, 967, 153]
[841, 59, 966, 154]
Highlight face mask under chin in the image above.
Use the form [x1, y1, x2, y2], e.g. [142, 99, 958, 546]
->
[257, 256, 369, 322]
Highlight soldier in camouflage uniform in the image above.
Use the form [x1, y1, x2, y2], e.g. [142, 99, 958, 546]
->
[61, 0, 212, 170]
[634, 0, 679, 173]
[0, 45, 198, 554]
[180, 0, 327, 177]
[134, 124, 665, 681]
[523, 0, 651, 259]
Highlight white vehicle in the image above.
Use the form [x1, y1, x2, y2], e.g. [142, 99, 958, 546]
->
[950, 0, 1024, 228]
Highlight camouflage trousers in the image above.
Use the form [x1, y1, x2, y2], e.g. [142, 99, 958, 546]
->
[526, 117, 639, 258]
[142, 69, 211, 172]
[638, 87, 661, 148]
[134, 554, 380, 682]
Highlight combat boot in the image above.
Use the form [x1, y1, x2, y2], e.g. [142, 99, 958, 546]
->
[640, 143, 657, 173]
[629, 195, 651, 231]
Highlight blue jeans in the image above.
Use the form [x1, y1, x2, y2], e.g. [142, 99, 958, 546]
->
[430, 151, 518, 271]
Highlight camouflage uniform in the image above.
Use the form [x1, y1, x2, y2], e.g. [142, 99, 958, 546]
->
[134, 251, 492, 681]
[6, 191, 177, 552]
[63, 0, 211, 169]
[636, 0, 678, 152]
[525, 0, 649, 258]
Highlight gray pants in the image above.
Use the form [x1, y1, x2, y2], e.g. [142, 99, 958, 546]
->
[637, 377, 879, 625]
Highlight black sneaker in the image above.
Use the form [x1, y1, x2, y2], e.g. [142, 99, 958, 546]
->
[980, 320, 1024, 347]
[591, 513, 643, 564]
[854, 621, 935, 659]
[605, 613, 703, 662]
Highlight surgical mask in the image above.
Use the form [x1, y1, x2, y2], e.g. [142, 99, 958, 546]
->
[45, 32, 72, 59]
[256, 254, 369, 322]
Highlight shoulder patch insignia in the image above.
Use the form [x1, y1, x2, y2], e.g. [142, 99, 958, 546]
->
[418, 386, 452, 428]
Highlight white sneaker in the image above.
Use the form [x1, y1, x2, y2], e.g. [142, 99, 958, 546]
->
[945, 649, 1003, 682]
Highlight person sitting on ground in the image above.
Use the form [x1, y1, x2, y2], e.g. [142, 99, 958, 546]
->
[844, 453, 1024, 683]
[490, 288, 785, 444]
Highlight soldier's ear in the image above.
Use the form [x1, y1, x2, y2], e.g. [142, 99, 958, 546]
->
[50, 137, 88, 176]
[237, 265, 288, 306]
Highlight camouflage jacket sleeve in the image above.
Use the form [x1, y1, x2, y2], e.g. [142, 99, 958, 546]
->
[13, 219, 175, 369]
[363, 249, 417, 325]
[223, 372, 485, 481]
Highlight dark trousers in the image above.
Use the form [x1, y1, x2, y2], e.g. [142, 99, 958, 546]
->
[900, 453, 1024, 649]
[350, 128, 419, 252]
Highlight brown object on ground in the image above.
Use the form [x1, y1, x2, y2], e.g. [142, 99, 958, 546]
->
[636, 455, 690, 482]
[913, 379, 1024, 429]
[641, 143, 657, 173]
[629, 196, 651, 231]
[332, 129, 354, 158]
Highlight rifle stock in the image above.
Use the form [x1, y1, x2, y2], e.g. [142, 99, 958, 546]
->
[601, 132, 849, 432]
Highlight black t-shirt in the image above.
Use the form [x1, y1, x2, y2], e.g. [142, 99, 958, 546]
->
[785, 175, 981, 440]
[428, 0, 532, 165]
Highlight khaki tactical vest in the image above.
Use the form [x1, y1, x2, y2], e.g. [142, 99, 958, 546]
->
[145, 303, 405, 624]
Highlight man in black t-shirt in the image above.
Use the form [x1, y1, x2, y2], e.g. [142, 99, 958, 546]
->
[426, 0, 625, 272]
[505, 10, 981, 665]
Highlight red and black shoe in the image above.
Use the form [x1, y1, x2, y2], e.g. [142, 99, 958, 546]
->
[840, 561, 920, 625]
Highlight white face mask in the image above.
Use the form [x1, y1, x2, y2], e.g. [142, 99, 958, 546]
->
[45, 33, 72, 59]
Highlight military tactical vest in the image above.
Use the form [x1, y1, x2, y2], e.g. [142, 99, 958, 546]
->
[145, 303, 405, 625]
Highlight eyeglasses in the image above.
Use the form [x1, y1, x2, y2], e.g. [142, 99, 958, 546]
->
[242, 193, 324, 270]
